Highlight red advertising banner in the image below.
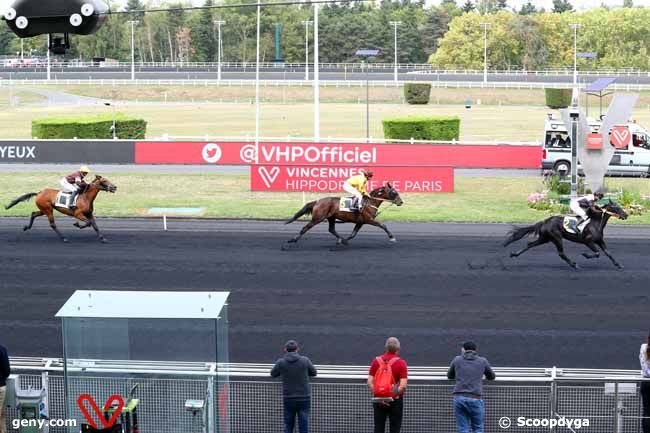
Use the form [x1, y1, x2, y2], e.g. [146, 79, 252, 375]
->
[135, 141, 541, 169]
[250, 165, 454, 193]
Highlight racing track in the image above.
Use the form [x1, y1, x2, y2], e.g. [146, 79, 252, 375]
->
[1, 218, 649, 370]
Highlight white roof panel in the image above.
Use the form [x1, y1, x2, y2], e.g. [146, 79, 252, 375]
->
[55, 290, 229, 319]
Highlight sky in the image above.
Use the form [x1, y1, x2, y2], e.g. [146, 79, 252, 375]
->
[1, 0, 649, 13]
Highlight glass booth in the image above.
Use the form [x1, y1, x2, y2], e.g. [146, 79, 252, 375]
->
[56, 290, 230, 433]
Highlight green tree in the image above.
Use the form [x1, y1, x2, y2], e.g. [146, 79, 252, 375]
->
[0, 27, 16, 56]
[125, 0, 145, 20]
[623, 0, 633, 6]
[461, 1, 475, 13]
[421, 4, 459, 58]
[190, 0, 216, 62]
[552, 0, 573, 13]
[519, 2, 537, 15]
[496, 0, 508, 10]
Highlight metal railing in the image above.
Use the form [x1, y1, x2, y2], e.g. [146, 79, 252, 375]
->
[5, 357, 650, 433]
[1, 60, 650, 74]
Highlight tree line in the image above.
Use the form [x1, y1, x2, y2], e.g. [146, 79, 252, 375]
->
[0, 0, 646, 70]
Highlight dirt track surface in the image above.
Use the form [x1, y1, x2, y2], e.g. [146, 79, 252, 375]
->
[1, 218, 648, 369]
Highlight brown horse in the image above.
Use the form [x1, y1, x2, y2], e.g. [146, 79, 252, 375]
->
[285, 183, 404, 246]
[5, 175, 117, 243]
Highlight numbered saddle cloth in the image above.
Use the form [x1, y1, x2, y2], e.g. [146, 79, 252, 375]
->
[55, 191, 78, 209]
[339, 197, 356, 212]
[563, 216, 588, 234]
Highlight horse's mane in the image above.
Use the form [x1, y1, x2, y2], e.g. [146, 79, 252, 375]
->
[369, 186, 385, 197]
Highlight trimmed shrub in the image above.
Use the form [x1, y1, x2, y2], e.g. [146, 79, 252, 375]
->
[545, 88, 573, 109]
[32, 114, 147, 139]
[382, 116, 460, 141]
[403, 83, 431, 104]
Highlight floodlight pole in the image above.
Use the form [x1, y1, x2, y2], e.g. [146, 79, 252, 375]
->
[480, 22, 491, 85]
[570, 90, 579, 199]
[366, 60, 369, 141]
[302, 20, 312, 81]
[255, 4, 261, 162]
[389, 21, 401, 83]
[46, 34, 51, 81]
[214, 20, 226, 81]
[128, 20, 139, 81]
[313, 3, 320, 142]
[571, 23, 580, 85]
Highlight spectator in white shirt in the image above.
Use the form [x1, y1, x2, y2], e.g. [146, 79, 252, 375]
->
[640, 333, 650, 433]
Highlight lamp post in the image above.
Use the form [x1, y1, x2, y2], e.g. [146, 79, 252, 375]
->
[570, 23, 580, 85]
[255, 3, 261, 162]
[46, 34, 51, 81]
[389, 21, 401, 83]
[356, 49, 379, 142]
[480, 22, 491, 84]
[302, 20, 313, 81]
[313, 3, 320, 142]
[104, 102, 117, 139]
[214, 20, 226, 81]
[128, 20, 139, 81]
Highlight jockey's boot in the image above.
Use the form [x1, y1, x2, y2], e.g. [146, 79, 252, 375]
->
[69, 192, 78, 210]
[573, 216, 583, 233]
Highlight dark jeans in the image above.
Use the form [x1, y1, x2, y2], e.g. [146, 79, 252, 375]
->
[373, 398, 403, 433]
[642, 381, 650, 433]
[283, 399, 310, 433]
[453, 395, 485, 433]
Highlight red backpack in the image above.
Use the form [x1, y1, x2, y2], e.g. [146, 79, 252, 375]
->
[373, 356, 399, 398]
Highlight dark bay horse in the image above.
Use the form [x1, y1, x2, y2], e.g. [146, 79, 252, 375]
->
[285, 183, 404, 246]
[5, 175, 117, 243]
[504, 199, 628, 269]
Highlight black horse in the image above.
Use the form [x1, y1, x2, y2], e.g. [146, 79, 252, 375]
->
[504, 199, 628, 269]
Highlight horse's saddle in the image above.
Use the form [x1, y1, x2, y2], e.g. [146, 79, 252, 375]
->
[55, 191, 78, 209]
[339, 197, 356, 212]
[563, 216, 589, 234]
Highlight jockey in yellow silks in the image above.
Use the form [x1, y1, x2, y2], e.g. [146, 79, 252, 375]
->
[343, 169, 373, 210]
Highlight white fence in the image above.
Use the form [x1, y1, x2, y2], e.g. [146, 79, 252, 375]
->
[4, 78, 650, 91]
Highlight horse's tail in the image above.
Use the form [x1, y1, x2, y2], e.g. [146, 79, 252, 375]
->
[286, 201, 316, 224]
[503, 222, 542, 247]
[5, 192, 38, 210]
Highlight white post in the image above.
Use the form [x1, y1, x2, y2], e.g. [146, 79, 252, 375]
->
[389, 21, 401, 83]
[255, 4, 261, 162]
[571, 23, 580, 85]
[480, 22, 490, 84]
[46, 34, 51, 81]
[214, 20, 226, 81]
[303, 20, 312, 81]
[20, 39, 24, 61]
[313, 3, 320, 142]
[128, 20, 139, 81]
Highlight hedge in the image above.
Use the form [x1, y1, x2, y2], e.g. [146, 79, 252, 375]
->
[403, 83, 431, 104]
[545, 88, 573, 109]
[383, 116, 460, 141]
[32, 114, 147, 139]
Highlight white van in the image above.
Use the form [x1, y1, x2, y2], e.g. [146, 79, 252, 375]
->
[542, 114, 650, 177]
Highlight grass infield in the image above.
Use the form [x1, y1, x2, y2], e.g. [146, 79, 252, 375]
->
[2, 172, 650, 224]
[1, 85, 649, 141]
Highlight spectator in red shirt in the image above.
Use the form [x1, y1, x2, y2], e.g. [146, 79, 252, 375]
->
[368, 337, 408, 433]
